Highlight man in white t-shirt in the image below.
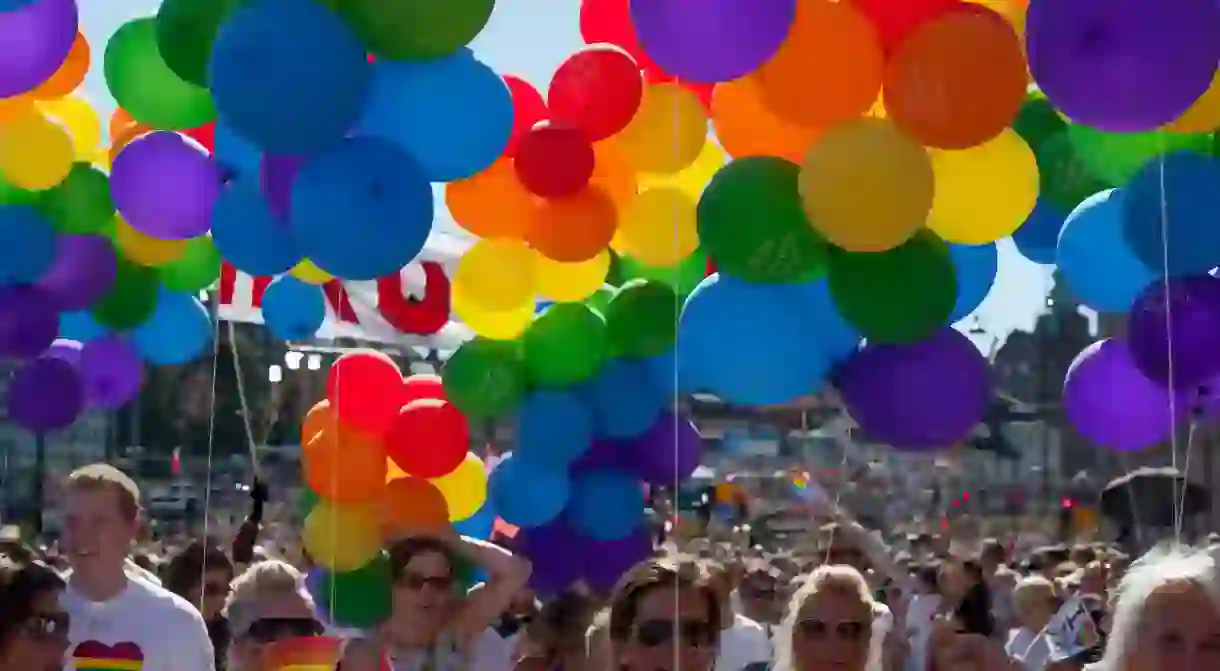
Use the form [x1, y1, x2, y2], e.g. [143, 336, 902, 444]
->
[705, 561, 771, 671]
[60, 464, 215, 671]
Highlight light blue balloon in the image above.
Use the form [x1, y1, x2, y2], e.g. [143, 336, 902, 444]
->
[208, 0, 372, 154]
[211, 179, 302, 276]
[356, 49, 513, 182]
[566, 470, 645, 541]
[130, 289, 213, 365]
[59, 310, 106, 343]
[1123, 151, 1220, 277]
[0, 205, 56, 285]
[946, 242, 998, 324]
[1011, 198, 1065, 265]
[454, 500, 497, 540]
[261, 276, 325, 340]
[488, 454, 570, 529]
[212, 119, 261, 180]
[1058, 188, 1156, 312]
[583, 358, 664, 439]
[788, 278, 861, 362]
[290, 137, 434, 280]
[516, 391, 593, 467]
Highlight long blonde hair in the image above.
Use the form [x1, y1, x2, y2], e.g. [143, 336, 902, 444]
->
[772, 564, 883, 671]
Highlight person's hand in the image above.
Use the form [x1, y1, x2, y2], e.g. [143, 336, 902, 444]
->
[251, 477, 269, 504]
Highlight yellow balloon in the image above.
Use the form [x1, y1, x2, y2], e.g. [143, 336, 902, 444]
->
[1166, 68, 1220, 133]
[534, 249, 609, 302]
[37, 96, 101, 158]
[614, 188, 700, 267]
[612, 82, 707, 175]
[638, 139, 726, 201]
[453, 238, 537, 311]
[386, 458, 407, 482]
[303, 502, 382, 571]
[291, 259, 334, 284]
[927, 128, 1039, 245]
[452, 286, 533, 340]
[0, 108, 74, 190]
[112, 216, 188, 265]
[429, 453, 488, 522]
[799, 117, 933, 252]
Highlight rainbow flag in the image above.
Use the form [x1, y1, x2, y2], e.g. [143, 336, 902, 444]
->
[263, 636, 342, 671]
[70, 640, 144, 671]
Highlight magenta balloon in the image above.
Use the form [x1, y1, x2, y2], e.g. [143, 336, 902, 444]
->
[0, 0, 78, 98]
[1063, 339, 1187, 452]
[1026, 0, 1220, 132]
[838, 328, 990, 450]
[110, 132, 223, 240]
[629, 0, 796, 83]
[79, 336, 143, 409]
[1127, 276, 1220, 391]
[624, 411, 702, 486]
[0, 285, 58, 358]
[7, 356, 84, 432]
[35, 235, 118, 311]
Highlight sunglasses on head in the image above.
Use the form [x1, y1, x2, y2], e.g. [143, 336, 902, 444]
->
[632, 619, 717, 648]
[243, 617, 325, 643]
[19, 612, 69, 641]
[398, 573, 454, 591]
[797, 618, 869, 641]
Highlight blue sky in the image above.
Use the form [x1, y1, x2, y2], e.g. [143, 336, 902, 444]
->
[81, 0, 1051, 342]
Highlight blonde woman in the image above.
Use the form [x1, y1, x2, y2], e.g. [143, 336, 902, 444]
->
[223, 560, 326, 671]
[773, 565, 880, 671]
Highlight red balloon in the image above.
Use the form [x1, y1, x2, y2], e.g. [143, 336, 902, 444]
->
[403, 373, 446, 405]
[504, 75, 549, 157]
[548, 44, 643, 141]
[849, 0, 961, 55]
[579, 0, 665, 76]
[705, 257, 717, 278]
[326, 351, 406, 437]
[182, 122, 215, 153]
[514, 122, 596, 199]
[387, 399, 470, 479]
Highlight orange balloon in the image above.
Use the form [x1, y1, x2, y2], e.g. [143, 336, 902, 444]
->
[711, 76, 822, 164]
[109, 108, 137, 141]
[756, 0, 884, 128]
[590, 141, 637, 208]
[526, 186, 618, 262]
[883, 6, 1027, 149]
[0, 96, 31, 124]
[382, 477, 451, 540]
[305, 423, 388, 504]
[301, 399, 337, 448]
[32, 33, 90, 100]
[445, 158, 534, 239]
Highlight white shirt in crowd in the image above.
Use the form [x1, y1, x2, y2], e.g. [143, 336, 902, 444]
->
[903, 594, 942, 671]
[1005, 627, 1052, 671]
[339, 627, 512, 671]
[715, 613, 772, 671]
[62, 575, 214, 671]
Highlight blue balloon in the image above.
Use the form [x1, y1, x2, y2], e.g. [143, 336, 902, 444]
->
[291, 137, 433, 280]
[130, 290, 213, 365]
[488, 454, 570, 529]
[946, 242, 998, 324]
[356, 49, 513, 182]
[584, 359, 664, 439]
[788, 278, 861, 362]
[1059, 188, 1156, 312]
[643, 348, 688, 397]
[566, 470, 645, 541]
[516, 391, 593, 467]
[1011, 198, 1065, 265]
[212, 119, 261, 180]
[208, 0, 372, 154]
[678, 275, 830, 405]
[454, 501, 497, 540]
[1123, 151, 1220, 277]
[211, 179, 302, 276]
[59, 310, 106, 343]
[261, 276, 325, 340]
[0, 205, 55, 285]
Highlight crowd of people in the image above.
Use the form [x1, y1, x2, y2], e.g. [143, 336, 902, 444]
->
[2, 462, 1220, 671]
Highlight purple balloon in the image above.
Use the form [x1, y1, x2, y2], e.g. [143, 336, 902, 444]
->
[838, 328, 990, 450]
[572, 437, 626, 473]
[44, 338, 82, 367]
[629, 0, 796, 83]
[261, 154, 307, 222]
[1064, 339, 1187, 452]
[35, 235, 117, 311]
[1127, 276, 1220, 390]
[0, 285, 58, 358]
[7, 355, 84, 432]
[580, 529, 652, 593]
[623, 411, 702, 486]
[0, 0, 78, 98]
[1026, 0, 1220, 132]
[110, 132, 223, 240]
[79, 336, 143, 409]
[518, 520, 585, 594]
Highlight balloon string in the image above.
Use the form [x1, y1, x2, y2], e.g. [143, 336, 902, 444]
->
[197, 290, 222, 613]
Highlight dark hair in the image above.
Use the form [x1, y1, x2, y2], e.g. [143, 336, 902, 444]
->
[980, 539, 1006, 565]
[526, 588, 597, 658]
[162, 541, 234, 598]
[915, 563, 940, 592]
[0, 554, 64, 652]
[608, 555, 721, 644]
[387, 536, 454, 581]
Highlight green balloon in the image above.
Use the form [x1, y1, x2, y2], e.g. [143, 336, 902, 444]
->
[92, 257, 160, 330]
[330, 0, 496, 60]
[0, 174, 39, 206]
[604, 279, 678, 358]
[299, 487, 319, 516]
[155, 0, 247, 87]
[104, 18, 217, 130]
[827, 231, 956, 344]
[1068, 124, 1212, 185]
[441, 338, 526, 420]
[585, 287, 615, 316]
[1034, 132, 1110, 212]
[319, 551, 392, 628]
[618, 250, 709, 298]
[1012, 94, 1067, 150]
[697, 157, 828, 284]
[159, 236, 221, 292]
[522, 303, 606, 388]
[38, 163, 115, 234]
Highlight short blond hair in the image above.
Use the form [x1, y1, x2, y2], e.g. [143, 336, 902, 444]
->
[65, 464, 140, 521]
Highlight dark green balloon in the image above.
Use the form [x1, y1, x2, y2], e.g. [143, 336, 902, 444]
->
[330, 0, 495, 61]
[319, 551, 392, 628]
[1068, 124, 1211, 185]
[698, 157, 827, 284]
[38, 163, 115, 234]
[299, 487, 319, 516]
[618, 249, 709, 298]
[827, 231, 956, 344]
[159, 236, 222, 292]
[155, 0, 247, 87]
[585, 287, 615, 316]
[1012, 93, 1067, 150]
[604, 279, 678, 359]
[1034, 132, 1110, 212]
[522, 303, 606, 388]
[104, 18, 217, 130]
[91, 257, 160, 330]
[441, 338, 526, 420]
[0, 174, 39, 206]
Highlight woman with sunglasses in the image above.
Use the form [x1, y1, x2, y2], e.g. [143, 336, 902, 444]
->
[0, 549, 70, 671]
[607, 555, 722, 671]
[163, 541, 236, 670]
[774, 564, 879, 671]
[223, 560, 327, 671]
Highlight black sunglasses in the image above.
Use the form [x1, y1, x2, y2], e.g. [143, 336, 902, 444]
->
[398, 573, 454, 591]
[796, 618, 869, 641]
[633, 619, 717, 648]
[243, 617, 325, 643]
[19, 612, 70, 640]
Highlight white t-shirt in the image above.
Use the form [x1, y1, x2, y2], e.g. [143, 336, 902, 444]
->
[63, 576, 214, 671]
[904, 594, 942, 671]
[353, 627, 512, 671]
[1006, 627, 1052, 671]
[715, 614, 772, 671]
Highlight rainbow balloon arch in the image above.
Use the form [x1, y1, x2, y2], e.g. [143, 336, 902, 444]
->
[4, 0, 1220, 614]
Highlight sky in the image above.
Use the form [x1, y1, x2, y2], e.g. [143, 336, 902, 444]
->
[80, 0, 1052, 343]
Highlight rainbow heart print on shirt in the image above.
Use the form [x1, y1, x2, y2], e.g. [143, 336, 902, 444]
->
[263, 636, 342, 671]
[71, 641, 144, 671]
